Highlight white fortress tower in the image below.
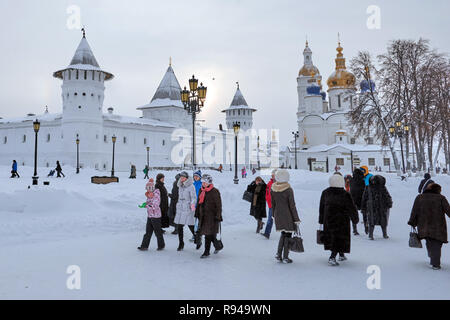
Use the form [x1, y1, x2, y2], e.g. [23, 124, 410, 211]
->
[222, 83, 256, 131]
[53, 29, 113, 166]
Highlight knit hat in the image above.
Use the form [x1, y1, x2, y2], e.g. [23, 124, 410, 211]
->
[201, 174, 213, 184]
[193, 170, 202, 178]
[179, 171, 189, 178]
[329, 174, 345, 188]
[146, 178, 155, 191]
[360, 166, 369, 176]
[275, 169, 290, 183]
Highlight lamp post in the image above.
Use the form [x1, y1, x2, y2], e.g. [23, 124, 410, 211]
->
[181, 75, 207, 170]
[389, 121, 409, 175]
[291, 131, 299, 169]
[233, 122, 240, 184]
[146, 146, 150, 168]
[76, 134, 80, 174]
[257, 135, 261, 170]
[32, 119, 40, 185]
[111, 135, 117, 177]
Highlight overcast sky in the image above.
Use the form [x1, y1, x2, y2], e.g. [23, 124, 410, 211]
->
[0, 0, 448, 145]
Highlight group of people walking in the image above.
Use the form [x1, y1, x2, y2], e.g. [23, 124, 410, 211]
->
[244, 166, 449, 268]
[136, 165, 449, 269]
[138, 170, 223, 259]
[10, 160, 65, 178]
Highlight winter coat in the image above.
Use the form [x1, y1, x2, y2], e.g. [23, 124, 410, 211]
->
[266, 179, 274, 209]
[195, 187, 222, 236]
[56, 163, 62, 172]
[418, 173, 434, 194]
[349, 169, 365, 210]
[271, 182, 300, 233]
[408, 185, 450, 243]
[12, 162, 17, 171]
[247, 181, 267, 219]
[146, 189, 161, 218]
[319, 187, 359, 253]
[361, 175, 393, 227]
[156, 180, 169, 227]
[193, 179, 202, 199]
[168, 178, 179, 220]
[174, 177, 197, 226]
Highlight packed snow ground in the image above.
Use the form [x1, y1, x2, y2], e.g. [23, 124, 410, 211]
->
[0, 165, 449, 299]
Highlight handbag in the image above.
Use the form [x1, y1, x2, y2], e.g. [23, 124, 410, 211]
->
[242, 191, 253, 202]
[213, 223, 224, 251]
[409, 227, 422, 248]
[289, 225, 305, 253]
[317, 224, 324, 245]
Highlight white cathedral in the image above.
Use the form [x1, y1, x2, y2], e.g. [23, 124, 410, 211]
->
[282, 40, 401, 173]
[0, 31, 260, 172]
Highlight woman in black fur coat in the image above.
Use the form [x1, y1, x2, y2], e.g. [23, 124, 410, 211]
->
[361, 175, 393, 240]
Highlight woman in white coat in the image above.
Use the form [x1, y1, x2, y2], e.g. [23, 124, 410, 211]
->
[174, 171, 197, 251]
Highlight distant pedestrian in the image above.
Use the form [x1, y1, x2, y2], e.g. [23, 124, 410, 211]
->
[129, 164, 136, 179]
[271, 169, 301, 263]
[361, 175, 393, 240]
[418, 173, 434, 194]
[138, 178, 165, 251]
[10, 160, 19, 178]
[143, 165, 149, 179]
[195, 174, 223, 258]
[408, 183, 450, 270]
[56, 161, 65, 178]
[242, 167, 247, 179]
[319, 174, 359, 266]
[262, 169, 277, 239]
[246, 176, 267, 234]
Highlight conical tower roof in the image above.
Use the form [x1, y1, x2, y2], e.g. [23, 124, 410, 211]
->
[53, 31, 113, 80]
[138, 64, 183, 109]
[222, 83, 256, 112]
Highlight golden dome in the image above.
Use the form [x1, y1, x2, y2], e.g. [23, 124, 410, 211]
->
[327, 42, 355, 90]
[299, 65, 320, 77]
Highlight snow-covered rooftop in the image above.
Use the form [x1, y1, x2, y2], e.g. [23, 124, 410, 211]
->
[0, 112, 62, 125]
[299, 143, 393, 153]
[138, 66, 183, 110]
[103, 113, 176, 128]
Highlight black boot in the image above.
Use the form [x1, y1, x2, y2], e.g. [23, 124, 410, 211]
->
[369, 226, 374, 240]
[177, 242, 184, 251]
[282, 234, 292, 263]
[353, 223, 359, 236]
[382, 226, 389, 239]
[276, 233, 285, 261]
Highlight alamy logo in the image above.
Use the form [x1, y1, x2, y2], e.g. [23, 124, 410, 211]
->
[66, 265, 81, 290]
[66, 5, 82, 30]
[366, 5, 381, 30]
[366, 265, 381, 290]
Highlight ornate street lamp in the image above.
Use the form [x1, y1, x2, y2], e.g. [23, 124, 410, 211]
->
[291, 131, 299, 169]
[233, 121, 240, 184]
[76, 134, 80, 174]
[181, 75, 207, 170]
[111, 135, 117, 177]
[32, 119, 40, 185]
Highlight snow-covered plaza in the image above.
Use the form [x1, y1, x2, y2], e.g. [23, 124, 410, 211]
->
[0, 165, 449, 299]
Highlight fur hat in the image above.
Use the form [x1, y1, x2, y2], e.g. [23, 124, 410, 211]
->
[179, 171, 189, 178]
[193, 170, 202, 178]
[275, 169, 290, 183]
[329, 174, 345, 188]
[201, 174, 213, 184]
